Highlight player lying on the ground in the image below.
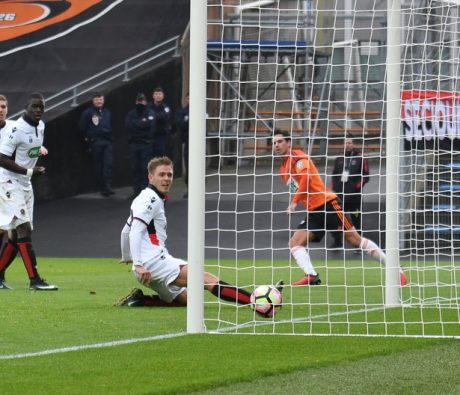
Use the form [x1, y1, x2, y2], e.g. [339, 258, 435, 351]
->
[116, 156, 283, 307]
[273, 130, 407, 287]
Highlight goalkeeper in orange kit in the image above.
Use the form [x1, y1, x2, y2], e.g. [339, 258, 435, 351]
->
[273, 130, 407, 286]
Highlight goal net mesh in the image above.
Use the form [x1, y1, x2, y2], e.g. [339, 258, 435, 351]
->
[201, 0, 460, 337]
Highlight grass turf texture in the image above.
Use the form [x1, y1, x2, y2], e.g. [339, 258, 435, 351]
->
[0, 258, 458, 394]
[205, 258, 460, 336]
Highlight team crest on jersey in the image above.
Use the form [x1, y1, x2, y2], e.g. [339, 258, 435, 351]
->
[295, 160, 304, 170]
[91, 114, 99, 126]
[27, 146, 41, 158]
[287, 177, 299, 193]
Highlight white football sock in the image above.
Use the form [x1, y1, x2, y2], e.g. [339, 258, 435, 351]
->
[291, 246, 317, 276]
[360, 237, 386, 266]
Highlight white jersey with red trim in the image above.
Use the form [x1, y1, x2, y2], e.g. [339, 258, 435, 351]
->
[128, 185, 168, 265]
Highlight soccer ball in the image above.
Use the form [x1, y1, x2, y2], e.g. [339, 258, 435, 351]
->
[250, 285, 282, 318]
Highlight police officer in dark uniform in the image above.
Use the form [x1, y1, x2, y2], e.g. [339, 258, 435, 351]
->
[148, 86, 172, 158]
[176, 92, 189, 198]
[79, 92, 114, 197]
[125, 92, 155, 198]
[330, 138, 370, 247]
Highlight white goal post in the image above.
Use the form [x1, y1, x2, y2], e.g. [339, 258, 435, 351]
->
[187, 0, 460, 338]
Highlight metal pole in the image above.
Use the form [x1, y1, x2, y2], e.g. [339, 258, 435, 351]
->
[187, 0, 206, 332]
[385, 0, 401, 306]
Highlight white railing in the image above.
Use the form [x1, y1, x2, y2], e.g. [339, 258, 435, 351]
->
[9, 35, 181, 119]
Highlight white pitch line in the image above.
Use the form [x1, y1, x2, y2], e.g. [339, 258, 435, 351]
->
[209, 305, 387, 333]
[3, 305, 458, 360]
[0, 332, 186, 360]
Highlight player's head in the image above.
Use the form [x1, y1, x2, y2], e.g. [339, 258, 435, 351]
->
[273, 130, 291, 156]
[91, 92, 104, 108]
[0, 94, 8, 122]
[345, 138, 354, 152]
[25, 92, 45, 123]
[148, 156, 174, 194]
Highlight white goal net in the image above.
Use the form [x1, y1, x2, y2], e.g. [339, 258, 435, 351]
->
[188, 0, 460, 337]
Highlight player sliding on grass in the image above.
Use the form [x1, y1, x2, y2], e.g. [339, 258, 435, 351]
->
[117, 156, 283, 307]
[273, 130, 407, 286]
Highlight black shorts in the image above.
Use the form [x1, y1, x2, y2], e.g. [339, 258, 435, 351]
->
[297, 199, 354, 242]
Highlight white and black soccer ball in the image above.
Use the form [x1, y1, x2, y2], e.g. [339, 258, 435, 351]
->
[250, 285, 282, 318]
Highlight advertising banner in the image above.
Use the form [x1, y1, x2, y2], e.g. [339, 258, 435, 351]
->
[402, 89, 460, 150]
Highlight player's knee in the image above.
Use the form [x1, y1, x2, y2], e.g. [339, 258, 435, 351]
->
[289, 231, 310, 248]
[174, 290, 188, 306]
[345, 229, 361, 246]
[15, 222, 32, 239]
[204, 272, 219, 290]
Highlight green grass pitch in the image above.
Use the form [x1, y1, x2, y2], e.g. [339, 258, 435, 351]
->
[0, 257, 459, 394]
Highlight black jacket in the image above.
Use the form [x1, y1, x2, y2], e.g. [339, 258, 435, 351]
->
[125, 105, 156, 143]
[78, 106, 112, 141]
[148, 101, 171, 137]
[332, 149, 369, 194]
[176, 105, 189, 145]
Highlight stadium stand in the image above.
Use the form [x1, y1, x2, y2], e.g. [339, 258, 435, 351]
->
[0, 0, 190, 200]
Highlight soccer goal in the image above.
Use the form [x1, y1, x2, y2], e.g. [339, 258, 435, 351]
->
[187, 0, 460, 338]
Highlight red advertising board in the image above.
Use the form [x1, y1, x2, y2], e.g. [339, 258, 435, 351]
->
[402, 90, 460, 150]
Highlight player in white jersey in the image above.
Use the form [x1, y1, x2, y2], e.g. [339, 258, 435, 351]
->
[0, 93, 58, 291]
[0, 94, 13, 289]
[116, 156, 280, 307]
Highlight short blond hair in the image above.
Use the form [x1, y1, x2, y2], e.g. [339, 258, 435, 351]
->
[0, 94, 7, 103]
[148, 156, 173, 175]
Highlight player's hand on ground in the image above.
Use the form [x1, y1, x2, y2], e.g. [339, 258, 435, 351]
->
[134, 265, 151, 284]
[33, 166, 46, 176]
[39, 146, 48, 156]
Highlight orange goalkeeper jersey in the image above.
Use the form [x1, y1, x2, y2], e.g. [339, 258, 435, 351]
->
[279, 149, 336, 211]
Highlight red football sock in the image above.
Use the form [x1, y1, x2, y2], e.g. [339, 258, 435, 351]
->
[211, 280, 251, 305]
[17, 238, 39, 279]
[0, 240, 19, 275]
